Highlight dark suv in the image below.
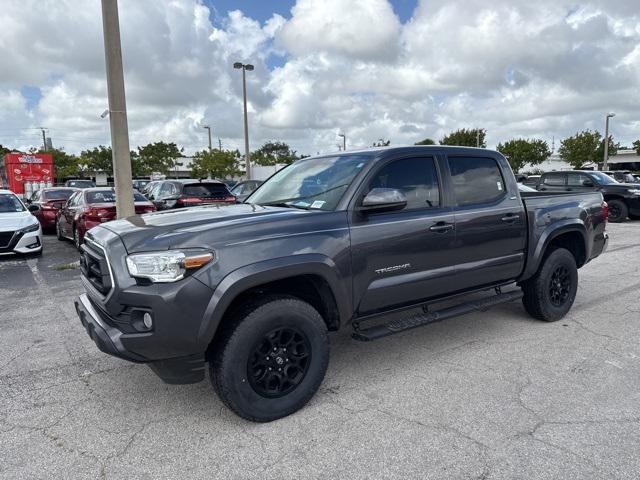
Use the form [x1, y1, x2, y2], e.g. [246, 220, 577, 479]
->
[147, 180, 236, 210]
[537, 170, 640, 222]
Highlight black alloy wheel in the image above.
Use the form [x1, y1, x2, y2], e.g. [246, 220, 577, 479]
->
[548, 265, 571, 307]
[247, 327, 311, 398]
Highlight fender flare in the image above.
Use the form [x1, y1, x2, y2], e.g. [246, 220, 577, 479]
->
[196, 254, 352, 348]
[519, 220, 588, 281]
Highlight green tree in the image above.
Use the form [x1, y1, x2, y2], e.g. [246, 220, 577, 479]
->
[633, 139, 640, 156]
[41, 148, 81, 181]
[80, 145, 113, 176]
[558, 130, 617, 169]
[440, 128, 486, 147]
[190, 149, 243, 179]
[0, 144, 15, 156]
[496, 139, 551, 173]
[415, 138, 435, 145]
[137, 141, 183, 175]
[252, 141, 299, 166]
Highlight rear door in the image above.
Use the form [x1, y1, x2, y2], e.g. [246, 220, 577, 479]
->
[350, 155, 457, 313]
[537, 172, 567, 192]
[446, 155, 526, 290]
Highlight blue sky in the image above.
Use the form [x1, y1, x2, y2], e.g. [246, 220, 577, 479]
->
[204, 0, 418, 25]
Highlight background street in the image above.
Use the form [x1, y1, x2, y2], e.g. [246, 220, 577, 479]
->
[1, 223, 638, 479]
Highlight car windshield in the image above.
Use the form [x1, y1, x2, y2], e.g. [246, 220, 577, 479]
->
[589, 172, 618, 185]
[44, 189, 75, 201]
[86, 190, 147, 203]
[248, 154, 371, 210]
[182, 184, 231, 197]
[0, 193, 26, 212]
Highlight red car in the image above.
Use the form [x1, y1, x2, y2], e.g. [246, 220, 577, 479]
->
[56, 188, 156, 249]
[27, 187, 78, 231]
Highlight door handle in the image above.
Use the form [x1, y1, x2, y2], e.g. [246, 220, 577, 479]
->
[429, 222, 454, 233]
[501, 214, 519, 223]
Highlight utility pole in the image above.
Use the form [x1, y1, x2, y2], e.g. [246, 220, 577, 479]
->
[40, 128, 47, 151]
[603, 112, 615, 170]
[476, 129, 480, 148]
[234, 62, 254, 179]
[101, 0, 134, 218]
[218, 138, 222, 151]
[338, 133, 346, 151]
[203, 125, 212, 151]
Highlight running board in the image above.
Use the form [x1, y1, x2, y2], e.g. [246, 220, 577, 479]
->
[352, 290, 523, 342]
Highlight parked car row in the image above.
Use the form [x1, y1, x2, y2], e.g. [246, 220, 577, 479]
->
[517, 170, 640, 222]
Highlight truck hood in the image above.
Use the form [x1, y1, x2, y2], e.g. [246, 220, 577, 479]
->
[0, 210, 39, 232]
[100, 203, 313, 252]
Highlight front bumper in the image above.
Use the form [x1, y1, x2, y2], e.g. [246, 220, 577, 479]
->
[75, 293, 205, 384]
[0, 227, 42, 255]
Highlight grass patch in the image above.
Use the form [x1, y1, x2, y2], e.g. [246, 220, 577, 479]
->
[50, 261, 80, 271]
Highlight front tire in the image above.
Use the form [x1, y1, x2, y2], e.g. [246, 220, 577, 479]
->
[607, 199, 628, 223]
[210, 296, 329, 422]
[56, 218, 64, 241]
[521, 247, 578, 322]
[73, 225, 82, 251]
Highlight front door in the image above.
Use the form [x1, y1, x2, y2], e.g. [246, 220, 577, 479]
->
[350, 155, 456, 314]
[446, 155, 526, 290]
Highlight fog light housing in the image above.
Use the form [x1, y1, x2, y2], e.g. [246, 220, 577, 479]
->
[143, 312, 153, 329]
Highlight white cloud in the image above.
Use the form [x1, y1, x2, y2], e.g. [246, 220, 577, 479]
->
[0, 0, 638, 158]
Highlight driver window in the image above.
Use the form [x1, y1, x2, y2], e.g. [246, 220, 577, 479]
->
[368, 157, 440, 210]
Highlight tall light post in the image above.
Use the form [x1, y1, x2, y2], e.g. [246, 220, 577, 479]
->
[202, 125, 212, 151]
[234, 62, 254, 179]
[338, 133, 346, 151]
[603, 112, 615, 170]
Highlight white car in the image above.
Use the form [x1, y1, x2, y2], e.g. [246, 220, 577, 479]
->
[0, 189, 43, 256]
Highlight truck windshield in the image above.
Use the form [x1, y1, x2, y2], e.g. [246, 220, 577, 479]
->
[589, 172, 618, 185]
[0, 193, 26, 212]
[248, 154, 371, 210]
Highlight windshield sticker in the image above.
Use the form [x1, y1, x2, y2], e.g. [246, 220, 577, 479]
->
[310, 200, 326, 209]
[497, 181, 503, 191]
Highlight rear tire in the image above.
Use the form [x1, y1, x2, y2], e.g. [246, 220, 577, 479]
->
[607, 199, 628, 223]
[521, 247, 578, 322]
[210, 296, 329, 422]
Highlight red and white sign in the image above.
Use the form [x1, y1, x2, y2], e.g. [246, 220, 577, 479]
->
[0, 153, 55, 195]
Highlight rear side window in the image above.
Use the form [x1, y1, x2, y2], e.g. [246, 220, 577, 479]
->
[86, 191, 147, 203]
[368, 157, 440, 210]
[567, 173, 591, 187]
[448, 156, 505, 206]
[183, 183, 231, 197]
[542, 173, 565, 186]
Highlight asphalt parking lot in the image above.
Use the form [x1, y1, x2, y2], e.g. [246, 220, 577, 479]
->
[1, 223, 639, 479]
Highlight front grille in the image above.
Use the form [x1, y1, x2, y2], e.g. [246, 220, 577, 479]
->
[0, 231, 15, 248]
[80, 240, 113, 295]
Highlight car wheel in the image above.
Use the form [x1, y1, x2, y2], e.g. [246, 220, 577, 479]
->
[210, 295, 329, 422]
[521, 247, 578, 322]
[607, 199, 628, 223]
[73, 225, 82, 250]
[56, 218, 64, 241]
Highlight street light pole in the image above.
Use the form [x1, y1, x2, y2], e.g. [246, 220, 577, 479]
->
[338, 133, 346, 151]
[234, 62, 254, 179]
[203, 125, 212, 151]
[101, 0, 134, 219]
[603, 112, 615, 170]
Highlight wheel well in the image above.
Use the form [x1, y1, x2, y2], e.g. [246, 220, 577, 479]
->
[603, 194, 625, 204]
[218, 275, 341, 333]
[547, 231, 586, 267]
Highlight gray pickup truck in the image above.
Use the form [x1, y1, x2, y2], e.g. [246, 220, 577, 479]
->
[74, 146, 608, 421]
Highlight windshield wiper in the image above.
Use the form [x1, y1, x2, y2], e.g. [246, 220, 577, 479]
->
[262, 202, 310, 210]
[260, 183, 351, 208]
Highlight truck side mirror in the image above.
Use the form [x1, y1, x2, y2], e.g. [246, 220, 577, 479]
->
[28, 204, 40, 212]
[357, 188, 407, 214]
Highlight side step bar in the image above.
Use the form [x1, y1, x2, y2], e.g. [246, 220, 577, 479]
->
[352, 290, 523, 342]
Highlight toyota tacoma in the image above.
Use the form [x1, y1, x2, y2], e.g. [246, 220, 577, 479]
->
[74, 146, 608, 421]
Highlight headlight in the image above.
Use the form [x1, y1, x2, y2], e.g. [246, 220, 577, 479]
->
[628, 189, 640, 196]
[20, 222, 40, 233]
[126, 250, 214, 283]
